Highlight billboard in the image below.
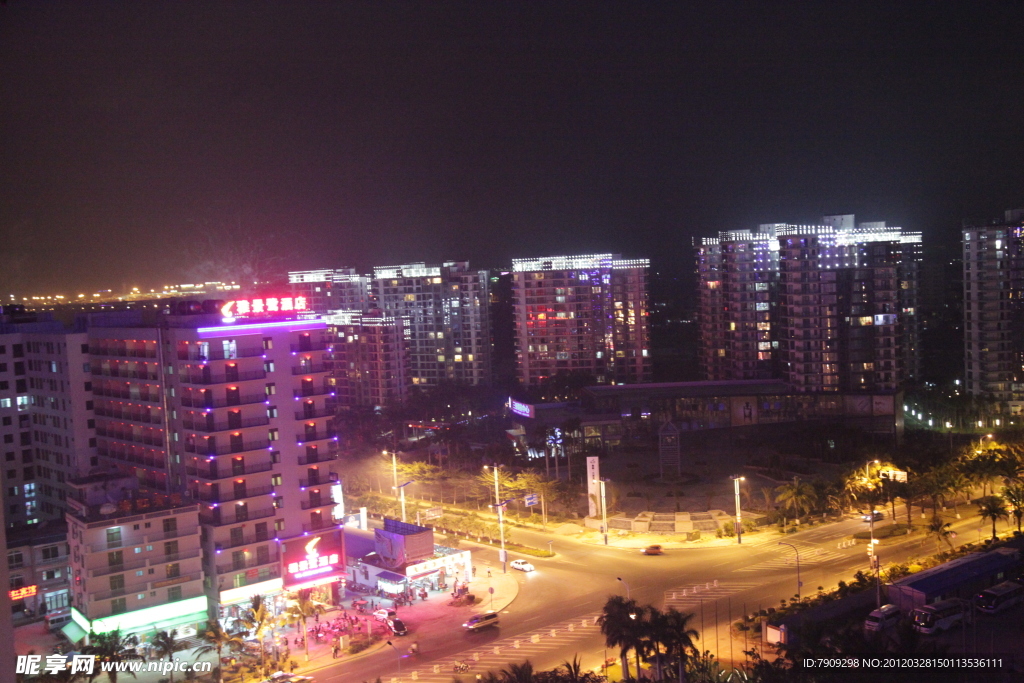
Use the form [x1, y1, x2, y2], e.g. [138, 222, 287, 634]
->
[587, 456, 600, 518]
[375, 519, 434, 569]
[507, 397, 535, 419]
[281, 530, 345, 590]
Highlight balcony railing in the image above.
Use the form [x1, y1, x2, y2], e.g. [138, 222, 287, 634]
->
[180, 393, 266, 409]
[293, 407, 335, 420]
[301, 495, 338, 510]
[92, 367, 161, 381]
[94, 408, 163, 425]
[296, 430, 337, 444]
[297, 450, 339, 466]
[179, 369, 268, 385]
[291, 364, 328, 375]
[196, 484, 275, 503]
[293, 386, 333, 399]
[95, 429, 165, 447]
[215, 533, 276, 551]
[181, 415, 270, 433]
[186, 461, 275, 480]
[290, 342, 327, 352]
[302, 520, 339, 533]
[215, 552, 280, 575]
[177, 347, 264, 361]
[299, 473, 339, 488]
[90, 347, 158, 359]
[92, 386, 162, 403]
[185, 438, 271, 456]
[200, 507, 276, 527]
[95, 447, 166, 469]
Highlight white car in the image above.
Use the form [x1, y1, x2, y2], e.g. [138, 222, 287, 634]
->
[510, 559, 535, 572]
[372, 608, 397, 622]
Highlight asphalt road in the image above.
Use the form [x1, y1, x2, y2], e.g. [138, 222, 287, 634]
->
[320, 505, 1003, 681]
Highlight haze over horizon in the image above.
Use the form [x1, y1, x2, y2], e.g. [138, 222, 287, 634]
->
[3, 2, 1023, 294]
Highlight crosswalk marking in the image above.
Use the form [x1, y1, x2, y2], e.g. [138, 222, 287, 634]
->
[662, 581, 760, 609]
[732, 541, 845, 572]
[407, 613, 604, 682]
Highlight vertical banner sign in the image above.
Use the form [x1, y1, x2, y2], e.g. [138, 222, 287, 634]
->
[586, 456, 600, 518]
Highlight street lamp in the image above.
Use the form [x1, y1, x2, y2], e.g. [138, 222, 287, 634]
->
[491, 497, 514, 574]
[617, 577, 631, 599]
[864, 459, 879, 481]
[394, 481, 413, 523]
[384, 450, 399, 500]
[484, 464, 501, 505]
[778, 542, 801, 600]
[731, 476, 745, 544]
[386, 640, 401, 678]
[594, 478, 609, 545]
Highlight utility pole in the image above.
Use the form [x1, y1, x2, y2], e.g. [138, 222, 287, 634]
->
[732, 475, 744, 544]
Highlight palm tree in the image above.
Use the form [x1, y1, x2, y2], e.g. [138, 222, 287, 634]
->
[775, 477, 818, 531]
[558, 656, 586, 683]
[926, 516, 955, 552]
[497, 661, 535, 683]
[1002, 483, 1024, 532]
[283, 589, 327, 661]
[977, 495, 1010, 541]
[150, 630, 181, 683]
[82, 629, 142, 683]
[194, 622, 245, 683]
[240, 594, 274, 674]
[943, 471, 972, 518]
[660, 607, 699, 683]
[598, 595, 642, 680]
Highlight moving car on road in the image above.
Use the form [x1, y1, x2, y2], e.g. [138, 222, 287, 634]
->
[388, 617, 408, 636]
[861, 510, 884, 522]
[642, 545, 664, 555]
[510, 559, 535, 572]
[463, 612, 500, 630]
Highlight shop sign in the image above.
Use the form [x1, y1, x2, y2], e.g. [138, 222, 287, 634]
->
[221, 296, 308, 319]
[283, 533, 344, 588]
[9, 585, 37, 600]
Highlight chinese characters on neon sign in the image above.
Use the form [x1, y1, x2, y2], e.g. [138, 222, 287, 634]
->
[221, 296, 308, 318]
[9, 585, 38, 600]
[287, 536, 340, 580]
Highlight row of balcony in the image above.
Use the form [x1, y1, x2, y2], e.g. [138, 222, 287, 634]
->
[292, 364, 328, 375]
[94, 407, 163, 425]
[95, 447, 166, 470]
[88, 525, 202, 553]
[184, 438, 271, 456]
[196, 483, 274, 503]
[179, 368, 268, 385]
[92, 367, 161, 381]
[95, 428, 165, 447]
[89, 572, 202, 602]
[92, 386, 162, 403]
[88, 548, 203, 578]
[200, 506, 276, 527]
[185, 460, 275, 480]
[215, 551, 281, 575]
[90, 347, 157, 359]
[181, 415, 271, 432]
[180, 393, 266, 408]
[177, 346, 264, 362]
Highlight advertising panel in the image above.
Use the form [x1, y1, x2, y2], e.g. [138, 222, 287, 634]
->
[507, 397, 535, 419]
[587, 456, 600, 518]
[281, 531, 345, 590]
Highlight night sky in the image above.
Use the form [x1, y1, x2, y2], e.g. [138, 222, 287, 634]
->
[2, 2, 1024, 294]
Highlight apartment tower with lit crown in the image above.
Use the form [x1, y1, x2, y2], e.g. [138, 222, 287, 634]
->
[697, 215, 921, 393]
[962, 209, 1024, 409]
[511, 254, 652, 387]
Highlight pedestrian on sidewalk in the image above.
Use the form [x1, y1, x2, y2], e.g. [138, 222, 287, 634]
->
[487, 568, 491, 578]
[472, 565, 477, 577]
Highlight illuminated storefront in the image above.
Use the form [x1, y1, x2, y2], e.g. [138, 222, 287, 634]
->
[281, 530, 346, 605]
[404, 548, 471, 591]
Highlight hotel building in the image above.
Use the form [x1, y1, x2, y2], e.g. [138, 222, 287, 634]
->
[511, 254, 651, 387]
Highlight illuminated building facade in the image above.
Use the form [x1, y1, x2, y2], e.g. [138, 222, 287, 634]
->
[87, 302, 344, 626]
[511, 254, 651, 387]
[1, 307, 95, 532]
[325, 310, 410, 409]
[288, 268, 372, 315]
[7, 521, 72, 620]
[697, 215, 921, 393]
[372, 262, 491, 387]
[65, 474, 206, 644]
[963, 209, 1024, 408]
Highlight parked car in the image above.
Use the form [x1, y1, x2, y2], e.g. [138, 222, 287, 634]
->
[642, 545, 664, 555]
[463, 612, 500, 631]
[510, 559, 535, 572]
[373, 608, 398, 622]
[864, 604, 901, 632]
[388, 617, 408, 636]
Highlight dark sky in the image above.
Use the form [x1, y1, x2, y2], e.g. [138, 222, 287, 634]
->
[2, 1, 1024, 294]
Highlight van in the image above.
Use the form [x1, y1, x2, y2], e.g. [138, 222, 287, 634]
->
[864, 603, 900, 632]
[912, 598, 969, 634]
[45, 611, 73, 632]
[462, 612, 499, 631]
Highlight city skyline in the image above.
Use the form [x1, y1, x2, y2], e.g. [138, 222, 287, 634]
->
[3, 3, 1024, 294]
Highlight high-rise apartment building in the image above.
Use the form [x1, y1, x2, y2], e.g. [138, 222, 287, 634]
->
[697, 216, 921, 393]
[372, 262, 491, 387]
[963, 210, 1024, 408]
[2, 308, 95, 531]
[288, 268, 372, 315]
[325, 311, 409, 409]
[511, 254, 652, 387]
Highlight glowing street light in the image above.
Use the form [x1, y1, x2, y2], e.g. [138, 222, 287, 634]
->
[731, 475, 745, 544]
